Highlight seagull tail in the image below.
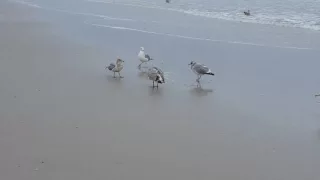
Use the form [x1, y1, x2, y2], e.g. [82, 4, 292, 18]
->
[205, 72, 215, 76]
[156, 75, 164, 84]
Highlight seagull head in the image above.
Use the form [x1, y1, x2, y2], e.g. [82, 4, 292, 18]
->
[140, 47, 144, 51]
[116, 58, 124, 63]
[188, 61, 196, 66]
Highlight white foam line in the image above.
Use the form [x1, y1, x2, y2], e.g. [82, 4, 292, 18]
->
[85, 0, 176, 12]
[8, 0, 41, 8]
[52, 9, 161, 24]
[58, 10, 160, 24]
[8, 0, 160, 24]
[53, 9, 136, 22]
[86, 22, 313, 50]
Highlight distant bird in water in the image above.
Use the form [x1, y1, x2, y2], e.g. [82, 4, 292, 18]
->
[188, 61, 214, 84]
[147, 66, 165, 88]
[105, 58, 124, 78]
[244, 10, 250, 16]
[138, 47, 153, 70]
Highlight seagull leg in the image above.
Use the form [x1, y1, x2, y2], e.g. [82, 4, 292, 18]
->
[197, 81, 202, 88]
[118, 72, 123, 78]
[157, 82, 159, 88]
[196, 75, 200, 83]
[138, 63, 143, 70]
[113, 72, 116, 78]
[152, 81, 155, 88]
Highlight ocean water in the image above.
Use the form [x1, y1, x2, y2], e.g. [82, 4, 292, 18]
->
[87, 0, 320, 31]
[9, 0, 320, 31]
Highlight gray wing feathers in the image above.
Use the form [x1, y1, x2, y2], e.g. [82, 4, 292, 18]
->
[145, 54, 152, 60]
[107, 63, 115, 71]
[153, 67, 165, 83]
[194, 64, 210, 74]
[148, 67, 165, 83]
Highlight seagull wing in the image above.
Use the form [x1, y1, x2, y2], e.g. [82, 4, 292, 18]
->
[193, 64, 210, 74]
[107, 63, 116, 71]
[145, 54, 152, 60]
[153, 67, 165, 83]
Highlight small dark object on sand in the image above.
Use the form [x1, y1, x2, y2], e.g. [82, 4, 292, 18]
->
[244, 10, 250, 16]
[315, 94, 320, 97]
[166, 0, 170, 3]
[41, 161, 44, 164]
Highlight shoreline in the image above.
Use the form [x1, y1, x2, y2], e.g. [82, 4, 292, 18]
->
[7, 0, 320, 50]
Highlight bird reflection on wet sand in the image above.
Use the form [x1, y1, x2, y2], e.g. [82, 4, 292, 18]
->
[148, 85, 163, 96]
[189, 86, 213, 97]
[106, 75, 123, 83]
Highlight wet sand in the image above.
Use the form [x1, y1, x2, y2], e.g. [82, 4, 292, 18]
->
[1, 1, 320, 180]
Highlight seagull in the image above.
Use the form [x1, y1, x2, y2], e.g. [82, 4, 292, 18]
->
[244, 10, 250, 16]
[188, 61, 214, 83]
[147, 66, 165, 88]
[138, 47, 153, 70]
[105, 58, 124, 78]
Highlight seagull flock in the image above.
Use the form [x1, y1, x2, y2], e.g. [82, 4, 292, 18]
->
[105, 47, 320, 98]
[106, 46, 215, 88]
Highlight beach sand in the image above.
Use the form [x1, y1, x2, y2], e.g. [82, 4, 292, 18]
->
[1, 1, 320, 180]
